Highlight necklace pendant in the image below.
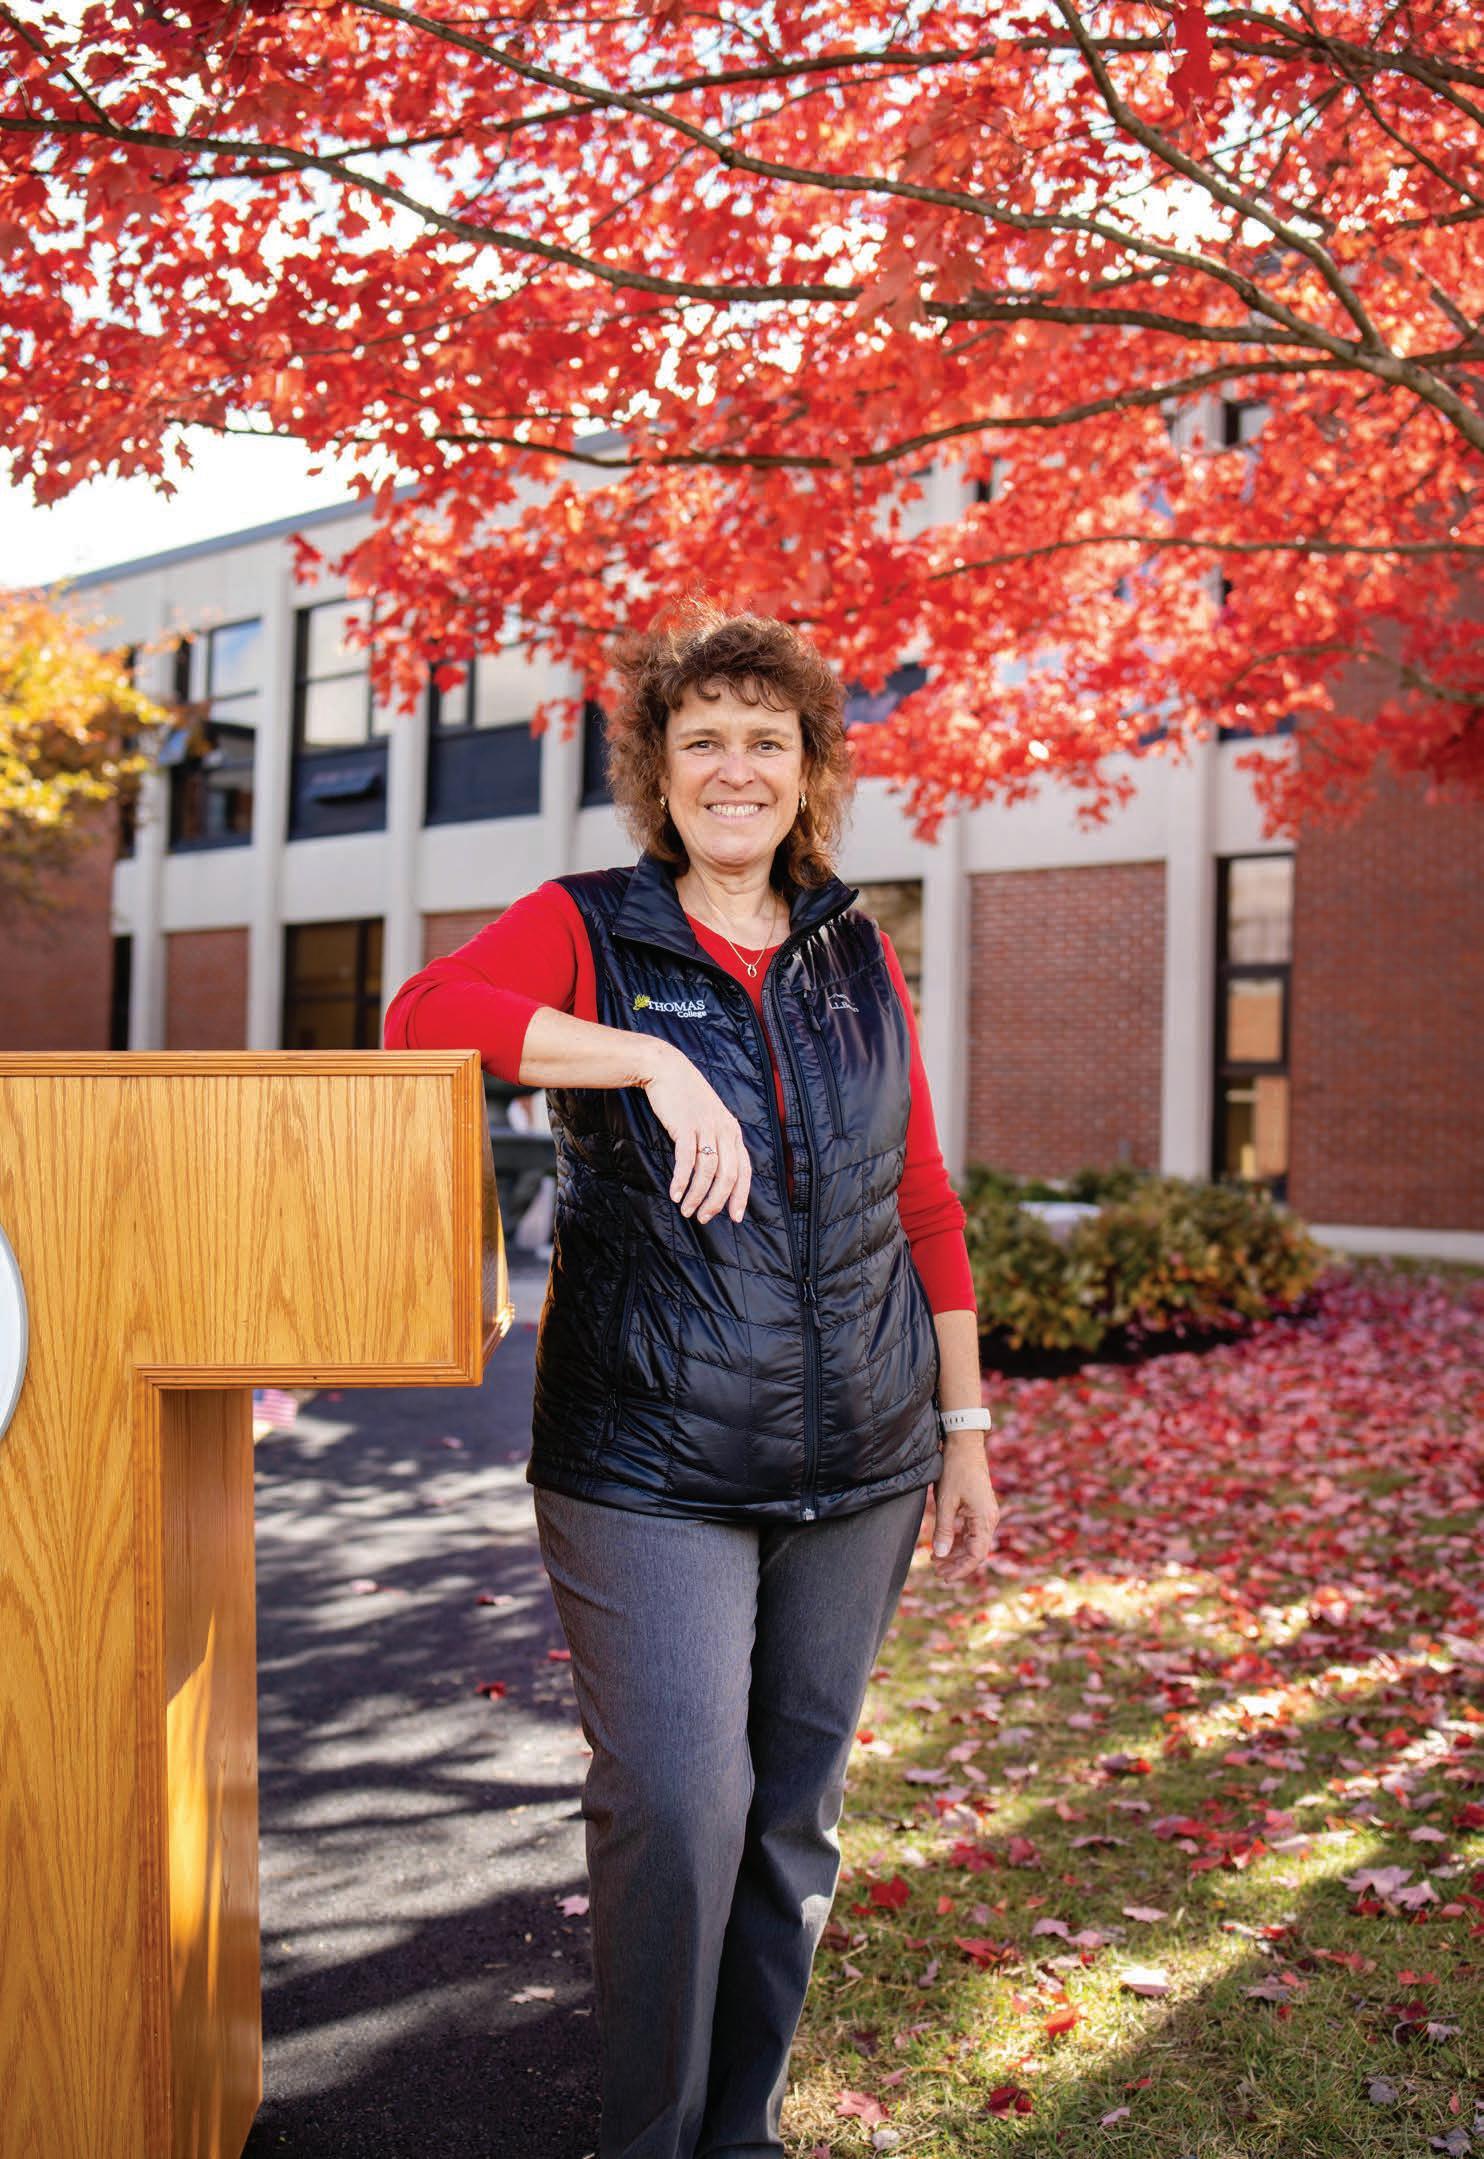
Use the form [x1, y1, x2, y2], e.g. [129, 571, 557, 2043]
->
[745, 959, 759, 977]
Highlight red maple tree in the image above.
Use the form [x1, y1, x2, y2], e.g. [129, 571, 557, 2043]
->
[2, 0, 1479, 836]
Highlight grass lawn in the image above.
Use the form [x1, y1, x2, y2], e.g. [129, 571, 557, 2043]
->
[787, 1259, 1484, 2158]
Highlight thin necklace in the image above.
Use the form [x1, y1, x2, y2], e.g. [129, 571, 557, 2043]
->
[689, 881, 782, 979]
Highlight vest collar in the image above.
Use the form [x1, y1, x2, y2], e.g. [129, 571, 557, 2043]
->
[614, 847, 858, 963]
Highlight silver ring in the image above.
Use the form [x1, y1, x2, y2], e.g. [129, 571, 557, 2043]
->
[699, 1144, 716, 1155]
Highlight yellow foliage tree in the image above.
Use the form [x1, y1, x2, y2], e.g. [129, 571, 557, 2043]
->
[0, 587, 173, 911]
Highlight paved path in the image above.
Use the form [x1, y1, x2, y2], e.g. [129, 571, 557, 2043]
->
[243, 1254, 601, 2159]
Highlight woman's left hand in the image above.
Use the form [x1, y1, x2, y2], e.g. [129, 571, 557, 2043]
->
[928, 1438, 999, 1582]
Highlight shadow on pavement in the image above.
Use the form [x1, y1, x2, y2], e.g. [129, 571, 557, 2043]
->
[243, 1276, 601, 2159]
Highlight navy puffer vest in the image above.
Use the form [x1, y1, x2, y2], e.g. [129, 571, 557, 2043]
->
[527, 849, 944, 1523]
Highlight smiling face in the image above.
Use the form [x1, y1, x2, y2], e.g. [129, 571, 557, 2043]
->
[662, 679, 808, 880]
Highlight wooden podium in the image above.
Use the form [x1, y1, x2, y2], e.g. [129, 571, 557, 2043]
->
[0, 1051, 510, 2159]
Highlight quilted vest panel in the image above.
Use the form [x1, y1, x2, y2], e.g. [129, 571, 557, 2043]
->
[527, 849, 944, 1522]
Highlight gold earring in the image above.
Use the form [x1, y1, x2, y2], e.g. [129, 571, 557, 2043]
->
[799, 791, 807, 813]
[660, 793, 667, 813]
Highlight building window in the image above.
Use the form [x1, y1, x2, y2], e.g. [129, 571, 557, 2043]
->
[1213, 853, 1293, 1199]
[116, 781, 139, 861]
[1221, 396, 1268, 448]
[282, 919, 384, 1048]
[110, 935, 132, 1050]
[288, 599, 390, 839]
[168, 619, 260, 851]
[115, 642, 139, 861]
[843, 663, 927, 731]
[580, 697, 611, 807]
[1217, 708, 1296, 744]
[424, 638, 544, 824]
[853, 878, 924, 1012]
[294, 597, 392, 748]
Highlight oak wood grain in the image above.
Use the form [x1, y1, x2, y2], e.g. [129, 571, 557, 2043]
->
[0, 1051, 507, 2159]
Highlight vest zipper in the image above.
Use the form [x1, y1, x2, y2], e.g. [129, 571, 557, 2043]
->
[762, 966, 825, 1524]
[638, 938, 828, 1523]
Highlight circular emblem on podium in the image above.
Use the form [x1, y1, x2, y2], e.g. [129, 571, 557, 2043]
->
[0, 1223, 27, 1443]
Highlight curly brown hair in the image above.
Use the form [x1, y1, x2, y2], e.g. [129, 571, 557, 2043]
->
[602, 601, 855, 892]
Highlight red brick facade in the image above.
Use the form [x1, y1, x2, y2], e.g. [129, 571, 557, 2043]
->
[423, 908, 500, 964]
[0, 800, 118, 1052]
[164, 928, 250, 1049]
[1289, 771, 1484, 1230]
[965, 861, 1166, 1178]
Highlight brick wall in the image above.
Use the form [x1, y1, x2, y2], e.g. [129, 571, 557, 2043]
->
[0, 800, 118, 1051]
[966, 861, 1165, 1178]
[1289, 769, 1484, 1229]
[164, 928, 250, 1049]
[422, 908, 501, 964]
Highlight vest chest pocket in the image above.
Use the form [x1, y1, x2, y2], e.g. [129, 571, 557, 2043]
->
[804, 961, 913, 1160]
[803, 992, 847, 1142]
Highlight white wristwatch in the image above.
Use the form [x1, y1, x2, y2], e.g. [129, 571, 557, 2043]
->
[937, 1406, 992, 1435]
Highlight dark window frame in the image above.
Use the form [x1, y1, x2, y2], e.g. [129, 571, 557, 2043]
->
[110, 934, 132, 1050]
[842, 662, 928, 731]
[1211, 852, 1294, 1200]
[168, 617, 260, 853]
[1221, 394, 1268, 448]
[292, 595, 382, 752]
[116, 643, 141, 860]
[579, 695, 612, 807]
[281, 918, 385, 1049]
[423, 650, 545, 826]
[288, 600, 390, 840]
[428, 651, 476, 732]
[851, 875, 925, 1011]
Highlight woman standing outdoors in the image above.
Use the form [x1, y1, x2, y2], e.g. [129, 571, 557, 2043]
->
[384, 608, 999, 2159]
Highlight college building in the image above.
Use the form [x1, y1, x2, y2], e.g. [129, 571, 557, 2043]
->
[7, 452, 1481, 1261]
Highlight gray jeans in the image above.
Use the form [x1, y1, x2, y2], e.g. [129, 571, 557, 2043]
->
[532, 1481, 930, 2159]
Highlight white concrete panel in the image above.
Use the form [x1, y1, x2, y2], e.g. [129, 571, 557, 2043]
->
[279, 832, 395, 920]
[916, 813, 969, 1179]
[1212, 736, 1296, 854]
[127, 768, 169, 1049]
[959, 750, 1171, 871]
[160, 847, 255, 928]
[109, 855, 137, 939]
[246, 559, 299, 1049]
[1160, 739, 1219, 1179]
[385, 673, 430, 1007]
[1309, 1225, 1484, 1265]
[414, 817, 558, 915]
[572, 800, 632, 872]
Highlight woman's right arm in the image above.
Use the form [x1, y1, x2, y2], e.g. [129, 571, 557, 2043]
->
[513, 1011, 752, 1221]
[383, 884, 752, 1220]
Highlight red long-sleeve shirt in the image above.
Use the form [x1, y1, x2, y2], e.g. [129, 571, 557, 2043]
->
[382, 878, 977, 1317]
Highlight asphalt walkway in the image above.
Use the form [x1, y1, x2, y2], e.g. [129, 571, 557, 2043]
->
[243, 1251, 601, 2159]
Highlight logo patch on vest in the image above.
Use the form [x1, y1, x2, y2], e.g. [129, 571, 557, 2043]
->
[826, 990, 859, 1013]
[632, 991, 709, 1018]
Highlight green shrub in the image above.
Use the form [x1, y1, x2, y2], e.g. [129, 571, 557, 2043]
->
[959, 1163, 1325, 1356]
[961, 1188, 1107, 1354]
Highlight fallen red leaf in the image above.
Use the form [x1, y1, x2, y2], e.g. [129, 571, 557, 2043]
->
[869, 1875, 911, 1909]
[835, 2089, 888, 2124]
[985, 2082, 1034, 2115]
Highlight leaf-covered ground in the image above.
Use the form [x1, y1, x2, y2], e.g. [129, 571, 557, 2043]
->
[789, 1261, 1484, 2158]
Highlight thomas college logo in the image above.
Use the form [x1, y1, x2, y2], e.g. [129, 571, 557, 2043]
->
[632, 991, 709, 1019]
